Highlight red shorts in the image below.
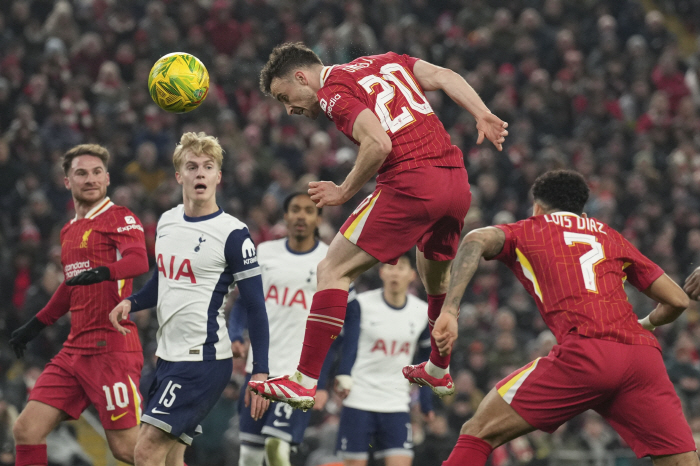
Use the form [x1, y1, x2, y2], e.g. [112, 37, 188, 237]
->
[496, 334, 695, 457]
[340, 166, 471, 264]
[30, 349, 144, 430]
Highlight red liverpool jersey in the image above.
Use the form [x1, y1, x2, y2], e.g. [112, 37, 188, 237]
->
[492, 212, 663, 349]
[317, 52, 464, 182]
[60, 198, 144, 354]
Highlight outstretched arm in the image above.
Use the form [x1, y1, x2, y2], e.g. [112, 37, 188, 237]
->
[434, 227, 505, 355]
[412, 60, 509, 151]
[308, 109, 391, 207]
[639, 274, 690, 330]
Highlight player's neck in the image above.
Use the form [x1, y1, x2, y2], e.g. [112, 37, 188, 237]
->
[383, 289, 407, 309]
[73, 196, 107, 220]
[183, 197, 219, 218]
[288, 235, 317, 253]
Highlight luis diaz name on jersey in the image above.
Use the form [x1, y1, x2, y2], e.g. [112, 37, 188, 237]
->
[157, 254, 196, 283]
[370, 339, 411, 356]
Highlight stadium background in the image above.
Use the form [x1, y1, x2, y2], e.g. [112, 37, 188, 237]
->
[1, 0, 700, 464]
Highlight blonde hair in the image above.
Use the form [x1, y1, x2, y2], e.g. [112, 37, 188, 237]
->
[172, 132, 224, 170]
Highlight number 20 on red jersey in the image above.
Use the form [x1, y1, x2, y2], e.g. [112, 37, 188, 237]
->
[358, 63, 434, 133]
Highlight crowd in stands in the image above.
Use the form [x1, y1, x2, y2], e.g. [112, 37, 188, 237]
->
[2, 0, 700, 464]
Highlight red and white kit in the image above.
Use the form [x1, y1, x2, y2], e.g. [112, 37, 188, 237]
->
[30, 198, 146, 430]
[491, 212, 695, 457]
[317, 52, 471, 264]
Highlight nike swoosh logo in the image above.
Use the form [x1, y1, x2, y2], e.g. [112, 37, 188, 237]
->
[272, 420, 289, 427]
[110, 412, 128, 421]
[151, 407, 169, 415]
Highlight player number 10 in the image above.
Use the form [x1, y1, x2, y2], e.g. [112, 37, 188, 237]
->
[563, 232, 605, 293]
[103, 382, 129, 411]
[358, 63, 434, 134]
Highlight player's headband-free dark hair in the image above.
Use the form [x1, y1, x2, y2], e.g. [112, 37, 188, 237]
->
[531, 169, 590, 215]
[259, 42, 323, 95]
[62, 144, 111, 175]
[283, 192, 322, 215]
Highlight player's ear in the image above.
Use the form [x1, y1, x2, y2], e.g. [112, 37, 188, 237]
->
[105, 171, 110, 187]
[581, 212, 588, 218]
[175, 171, 183, 185]
[295, 70, 308, 85]
[64, 176, 71, 190]
[216, 169, 222, 185]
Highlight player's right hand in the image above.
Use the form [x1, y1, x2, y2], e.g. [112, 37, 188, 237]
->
[334, 375, 352, 400]
[247, 373, 270, 420]
[476, 112, 509, 152]
[432, 312, 458, 356]
[109, 300, 132, 335]
[231, 340, 248, 358]
[9, 317, 47, 359]
[684, 267, 700, 300]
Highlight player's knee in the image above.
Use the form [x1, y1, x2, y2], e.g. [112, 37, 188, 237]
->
[13, 413, 40, 444]
[264, 437, 291, 466]
[239, 444, 265, 466]
[108, 438, 135, 464]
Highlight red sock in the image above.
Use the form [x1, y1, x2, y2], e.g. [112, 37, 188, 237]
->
[428, 293, 450, 369]
[443, 435, 493, 466]
[16, 444, 48, 466]
[298, 289, 348, 379]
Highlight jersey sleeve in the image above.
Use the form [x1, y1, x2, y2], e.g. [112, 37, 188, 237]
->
[105, 210, 147, 254]
[490, 223, 520, 266]
[317, 81, 368, 140]
[224, 227, 261, 282]
[399, 53, 420, 71]
[619, 233, 664, 291]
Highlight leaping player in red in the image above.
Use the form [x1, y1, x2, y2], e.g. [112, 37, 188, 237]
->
[434, 170, 698, 466]
[248, 42, 509, 409]
[9, 144, 149, 466]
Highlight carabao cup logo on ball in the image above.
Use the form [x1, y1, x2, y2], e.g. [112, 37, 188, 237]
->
[148, 52, 209, 113]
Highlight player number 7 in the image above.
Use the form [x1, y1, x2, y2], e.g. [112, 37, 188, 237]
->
[563, 232, 605, 293]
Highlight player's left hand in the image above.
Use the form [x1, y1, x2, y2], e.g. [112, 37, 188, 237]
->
[313, 389, 329, 411]
[684, 266, 700, 300]
[109, 299, 132, 335]
[476, 112, 509, 152]
[66, 266, 110, 286]
[432, 312, 458, 356]
[247, 373, 270, 420]
[308, 181, 347, 207]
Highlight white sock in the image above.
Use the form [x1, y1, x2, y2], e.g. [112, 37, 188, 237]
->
[425, 361, 449, 378]
[292, 371, 317, 389]
[239, 445, 265, 466]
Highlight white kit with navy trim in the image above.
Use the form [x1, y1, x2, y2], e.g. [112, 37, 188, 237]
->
[155, 205, 260, 361]
[344, 289, 428, 413]
[245, 238, 356, 377]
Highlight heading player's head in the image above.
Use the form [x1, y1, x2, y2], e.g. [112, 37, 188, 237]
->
[173, 132, 223, 205]
[379, 254, 417, 296]
[260, 42, 324, 119]
[62, 144, 111, 206]
[531, 169, 590, 216]
[283, 192, 322, 242]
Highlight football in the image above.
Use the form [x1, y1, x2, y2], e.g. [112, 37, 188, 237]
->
[148, 52, 209, 113]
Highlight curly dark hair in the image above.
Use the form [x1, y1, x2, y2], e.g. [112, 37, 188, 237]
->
[259, 42, 323, 95]
[531, 170, 589, 215]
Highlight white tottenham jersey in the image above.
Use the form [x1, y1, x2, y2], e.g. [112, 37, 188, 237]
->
[343, 289, 428, 413]
[245, 238, 355, 376]
[155, 205, 260, 361]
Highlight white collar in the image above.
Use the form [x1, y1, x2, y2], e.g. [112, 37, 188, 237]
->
[319, 65, 336, 88]
[72, 197, 114, 222]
